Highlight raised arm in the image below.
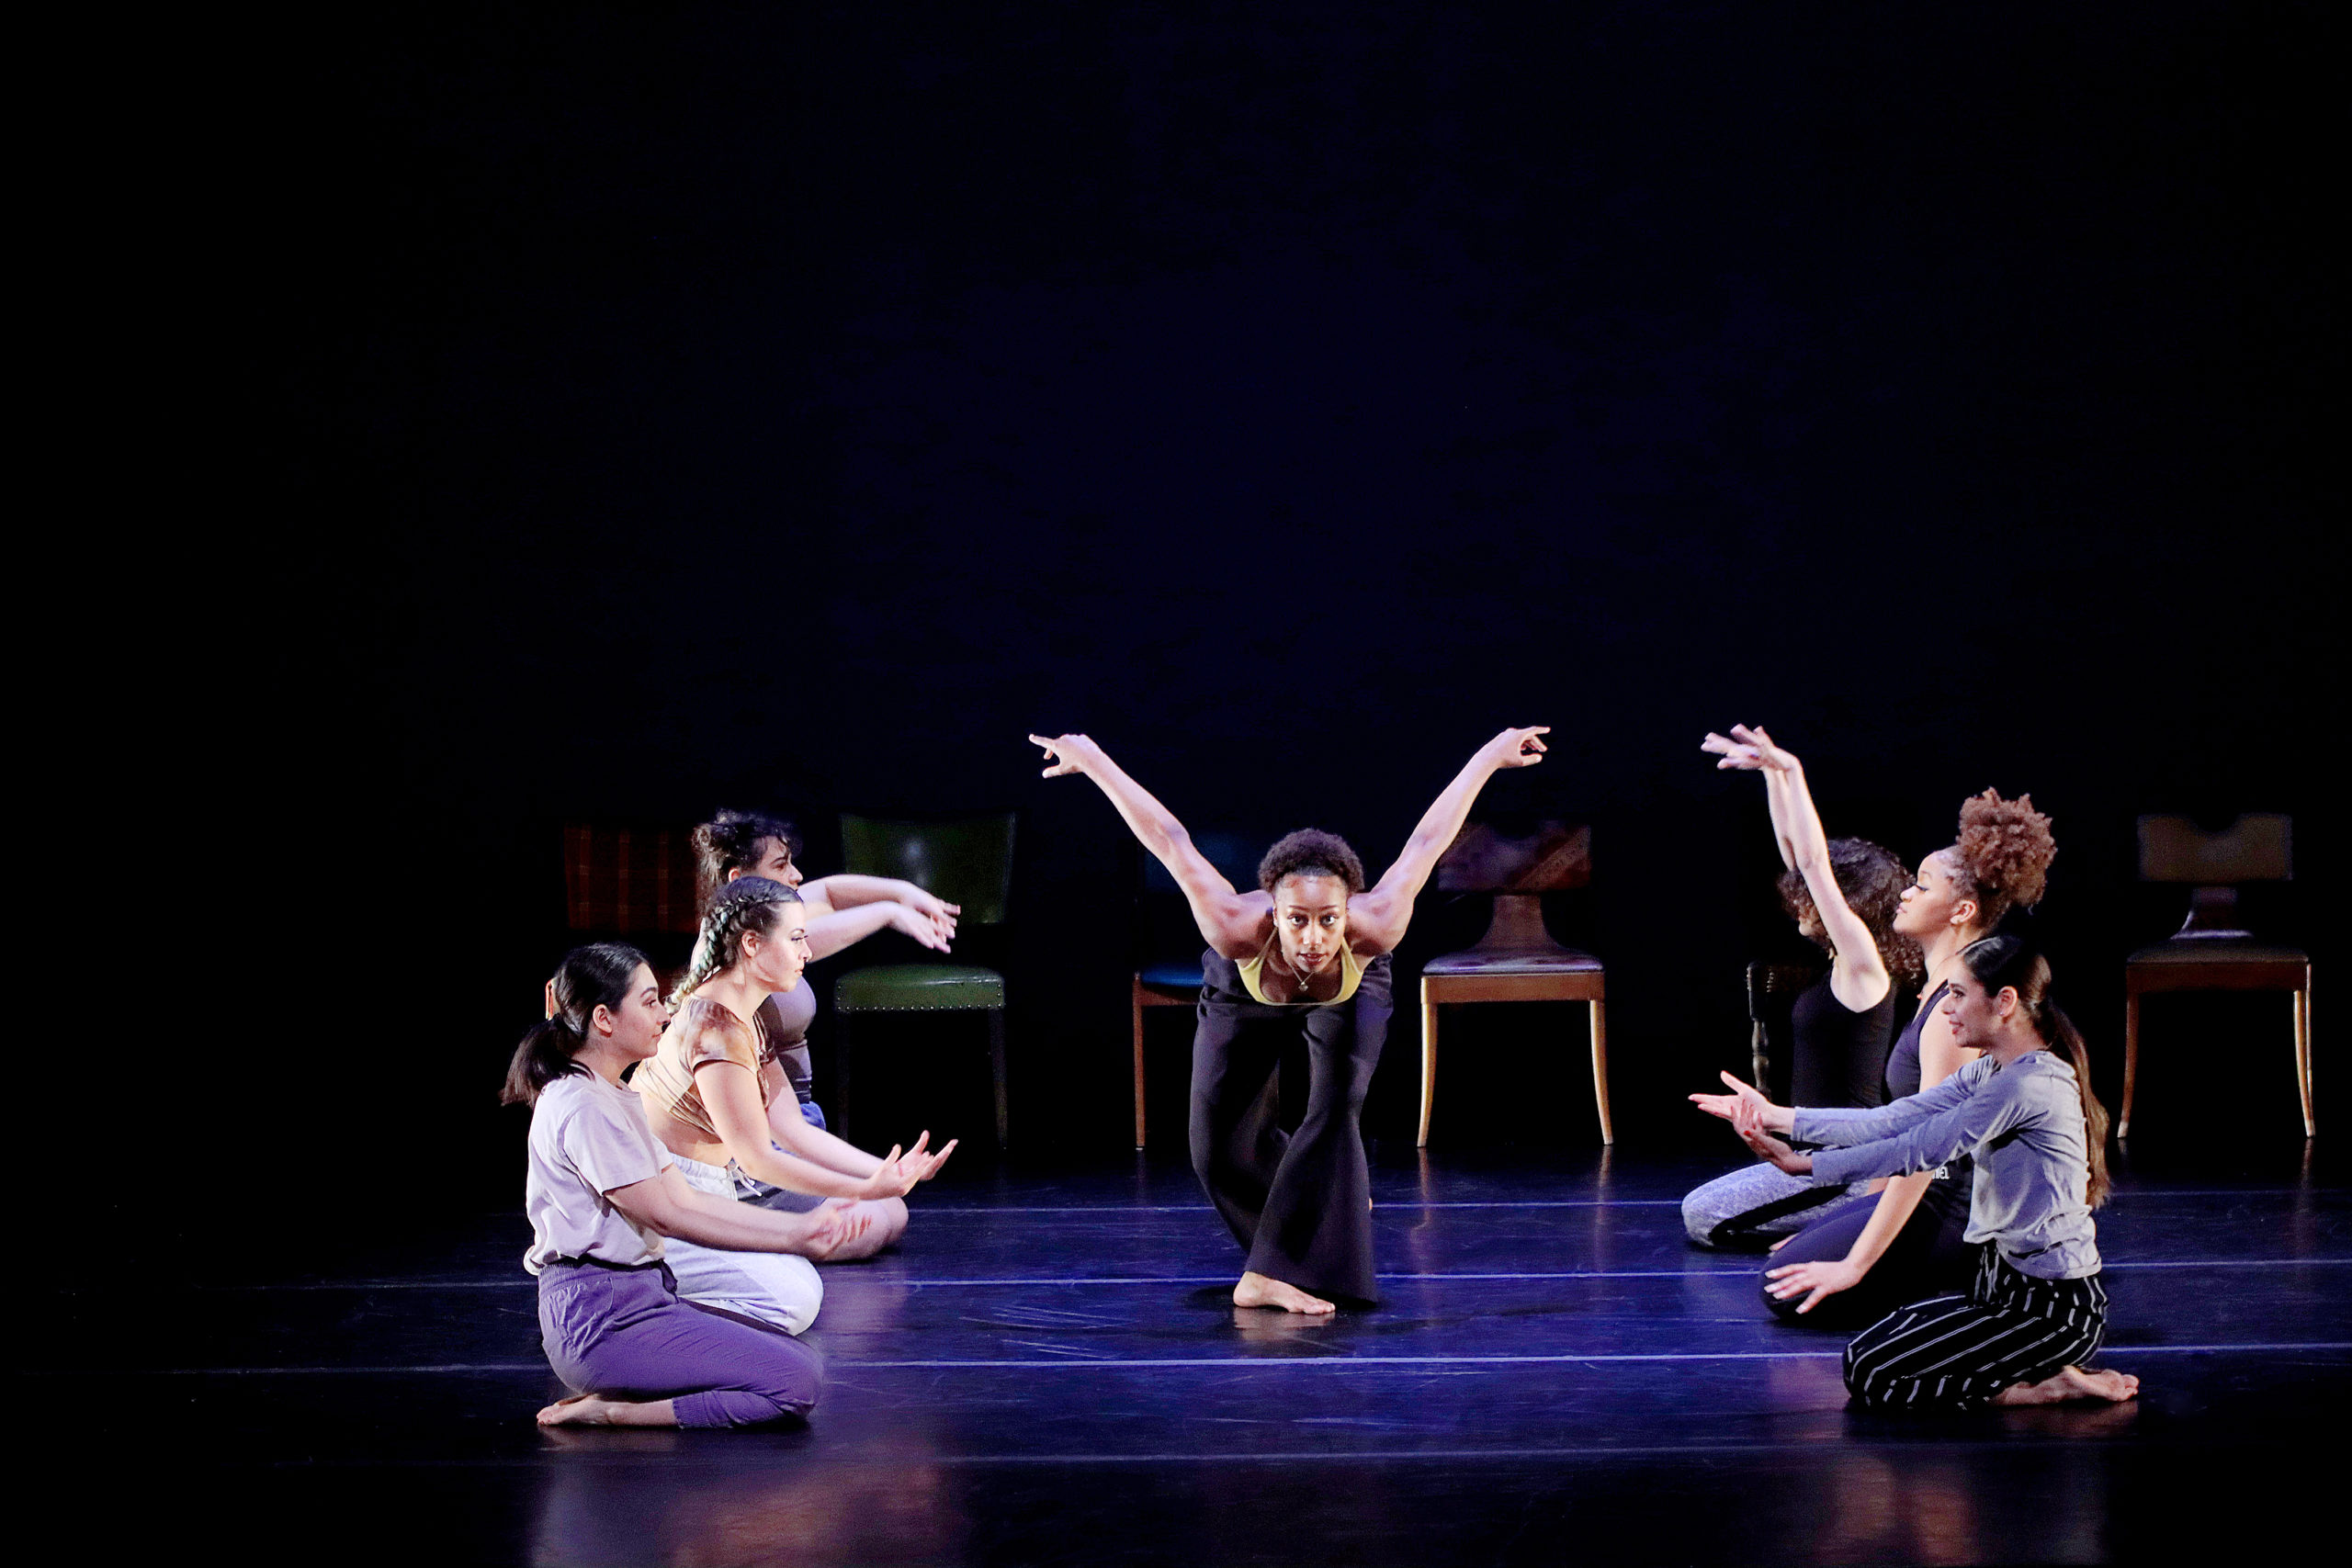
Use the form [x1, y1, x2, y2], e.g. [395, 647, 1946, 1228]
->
[1348, 726, 1549, 953]
[1031, 732, 1266, 958]
[1702, 724, 1890, 1011]
[798, 875, 959, 953]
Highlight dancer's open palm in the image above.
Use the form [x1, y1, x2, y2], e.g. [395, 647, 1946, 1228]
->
[1480, 726, 1550, 770]
[1689, 1070, 1781, 1126]
[1702, 724, 1797, 773]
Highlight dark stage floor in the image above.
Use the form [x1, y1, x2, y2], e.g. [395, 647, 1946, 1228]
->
[67, 1141, 2344, 1564]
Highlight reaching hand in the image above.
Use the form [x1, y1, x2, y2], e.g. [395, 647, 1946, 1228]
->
[902, 886, 961, 942]
[888, 901, 954, 953]
[1479, 726, 1550, 772]
[861, 1132, 958, 1198]
[1701, 723, 1797, 774]
[798, 1199, 875, 1261]
[1689, 1070, 1781, 1126]
[1030, 732, 1102, 779]
[1764, 1256, 1865, 1314]
[1733, 1094, 1810, 1175]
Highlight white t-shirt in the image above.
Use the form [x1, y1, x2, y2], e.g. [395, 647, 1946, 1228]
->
[524, 1069, 675, 1274]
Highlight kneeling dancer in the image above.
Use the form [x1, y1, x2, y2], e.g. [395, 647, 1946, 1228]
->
[1033, 724, 1548, 1314]
[1697, 933, 2138, 1409]
[505, 943, 865, 1427]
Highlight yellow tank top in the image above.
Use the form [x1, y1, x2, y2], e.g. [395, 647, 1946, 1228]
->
[1238, 942, 1368, 1006]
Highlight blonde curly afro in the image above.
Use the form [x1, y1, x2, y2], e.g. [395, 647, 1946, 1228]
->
[1951, 789, 2056, 929]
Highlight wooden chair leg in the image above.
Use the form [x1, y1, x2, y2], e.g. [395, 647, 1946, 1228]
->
[1590, 998, 1613, 1145]
[2294, 977, 2314, 1137]
[2120, 989, 2140, 1138]
[988, 1009, 1010, 1151]
[1418, 987, 1439, 1147]
[1132, 978, 1148, 1149]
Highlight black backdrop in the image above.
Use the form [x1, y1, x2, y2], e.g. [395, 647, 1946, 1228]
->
[164, 3, 2334, 1268]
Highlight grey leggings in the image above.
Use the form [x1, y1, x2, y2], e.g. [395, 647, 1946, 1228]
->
[1680, 1161, 1863, 1249]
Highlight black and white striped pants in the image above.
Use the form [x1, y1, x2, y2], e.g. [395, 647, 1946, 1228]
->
[1842, 1245, 2108, 1409]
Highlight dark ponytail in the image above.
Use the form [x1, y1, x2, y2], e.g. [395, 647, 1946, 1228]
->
[1959, 933, 2111, 1208]
[501, 942, 650, 1107]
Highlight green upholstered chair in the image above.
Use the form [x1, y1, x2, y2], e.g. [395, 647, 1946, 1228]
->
[832, 813, 1017, 1148]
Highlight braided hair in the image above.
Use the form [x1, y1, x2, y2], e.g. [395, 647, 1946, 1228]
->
[670, 875, 803, 1009]
[1958, 932, 2110, 1208]
[501, 942, 649, 1107]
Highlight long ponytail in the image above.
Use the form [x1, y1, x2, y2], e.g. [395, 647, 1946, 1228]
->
[1960, 933, 2111, 1209]
[502, 942, 649, 1107]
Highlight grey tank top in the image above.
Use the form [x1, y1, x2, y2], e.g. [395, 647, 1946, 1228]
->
[755, 983, 818, 1104]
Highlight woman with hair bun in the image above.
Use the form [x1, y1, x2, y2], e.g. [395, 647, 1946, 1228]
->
[503, 943, 862, 1428]
[1697, 934, 2136, 1409]
[635, 878, 956, 1334]
[692, 807, 960, 1132]
[1681, 726, 1917, 1250]
[1736, 774, 2059, 1326]
[1031, 725, 1551, 1314]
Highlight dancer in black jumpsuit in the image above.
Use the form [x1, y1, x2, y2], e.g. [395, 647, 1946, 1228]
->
[1031, 725, 1550, 1314]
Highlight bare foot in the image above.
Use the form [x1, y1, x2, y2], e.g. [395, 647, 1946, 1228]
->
[537, 1394, 616, 1427]
[1233, 1271, 1336, 1314]
[1992, 1365, 2141, 1405]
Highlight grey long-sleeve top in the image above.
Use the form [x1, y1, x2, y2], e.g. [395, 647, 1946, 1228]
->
[1792, 1050, 2100, 1280]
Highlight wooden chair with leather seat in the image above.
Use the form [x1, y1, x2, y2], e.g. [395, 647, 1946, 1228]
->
[1418, 821, 1608, 1145]
[831, 813, 1017, 1149]
[2123, 814, 2312, 1137]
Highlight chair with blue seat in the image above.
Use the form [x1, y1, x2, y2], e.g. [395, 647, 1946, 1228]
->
[831, 813, 1017, 1149]
[1130, 831, 1260, 1148]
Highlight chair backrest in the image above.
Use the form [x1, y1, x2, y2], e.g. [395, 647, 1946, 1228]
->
[2137, 815, 2292, 884]
[841, 814, 1016, 925]
[1747, 961, 1824, 1023]
[562, 824, 702, 934]
[1437, 821, 1591, 892]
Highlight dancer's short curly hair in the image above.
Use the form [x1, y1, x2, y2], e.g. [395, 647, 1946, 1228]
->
[1258, 829, 1366, 896]
[1778, 838, 1926, 989]
[693, 807, 801, 914]
[1948, 789, 2056, 931]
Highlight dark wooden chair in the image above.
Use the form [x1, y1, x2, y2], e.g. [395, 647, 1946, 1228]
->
[2123, 814, 2312, 1137]
[1129, 832, 1258, 1148]
[560, 823, 702, 993]
[1418, 822, 1609, 1145]
[1747, 961, 1825, 1104]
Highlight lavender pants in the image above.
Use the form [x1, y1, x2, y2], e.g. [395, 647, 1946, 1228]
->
[537, 1258, 824, 1428]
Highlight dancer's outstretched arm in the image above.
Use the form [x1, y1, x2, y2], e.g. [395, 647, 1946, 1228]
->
[1348, 726, 1550, 954]
[1031, 732, 1266, 958]
[1702, 724, 1891, 1011]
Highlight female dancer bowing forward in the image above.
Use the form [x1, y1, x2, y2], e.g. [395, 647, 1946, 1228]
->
[1032, 725, 1549, 1314]
[1699, 933, 2136, 1409]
